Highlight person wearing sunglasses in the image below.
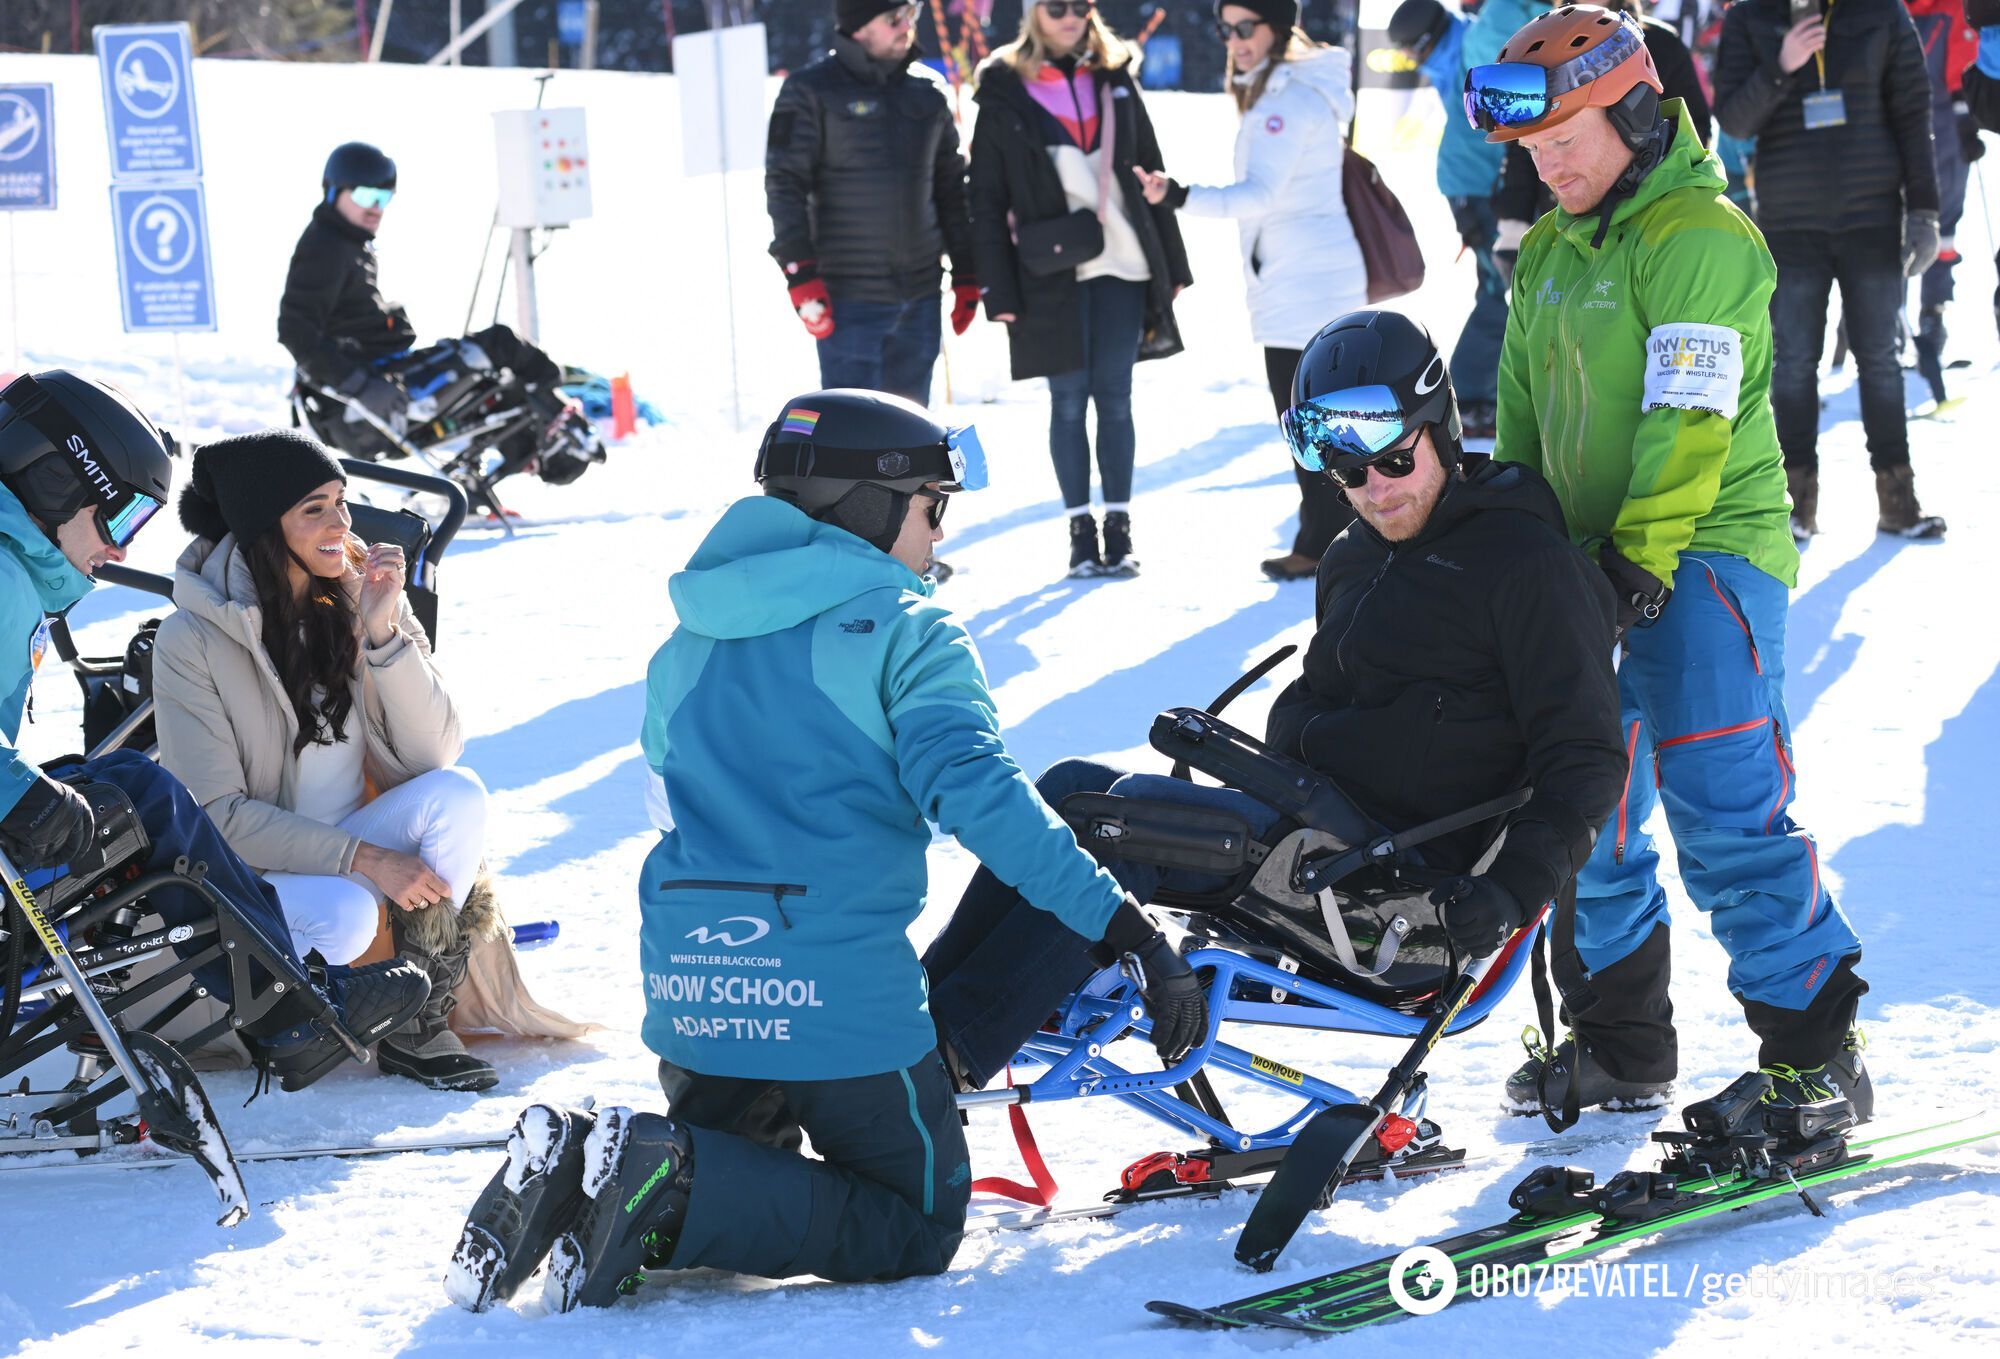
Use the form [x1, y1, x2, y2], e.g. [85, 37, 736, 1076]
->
[763, 0, 976, 405]
[439, 388, 1201, 1312]
[0, 371, 435, 1092]
[1477, 7, 1871, 1127]
[920, 308, 1624, 1112]
[1132, 1, 1370, 582]
[278, 141, 607, 490]
[967, 0, 1193, 577]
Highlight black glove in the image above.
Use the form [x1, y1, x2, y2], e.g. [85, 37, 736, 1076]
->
[1959, 107, 1986, 164]
[0, 776, 97, 872]
[1599, 547, 1671, 643]
[1429, 875, 1527, 959]
[336, 366, 409, 428]
[1102, 895, 1208, 1065]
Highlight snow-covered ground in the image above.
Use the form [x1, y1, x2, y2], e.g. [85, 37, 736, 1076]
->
[2, 50, 1998, 1359]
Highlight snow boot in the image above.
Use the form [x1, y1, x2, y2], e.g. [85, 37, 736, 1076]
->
[445, 1102, 596, 1311]
[1504, 1031, 1674, 1117]
[1067, 512, 1102, 578]
[544, 1106, 696, 1312]
[1100, 510, 1139, 576]
[377, 894, 498, 1092]
[254, 957, 430, 1093]
[1875, 464, 1946, 539]
[1786, 465, 1818, 544]
[1260, 551, 1319, 581]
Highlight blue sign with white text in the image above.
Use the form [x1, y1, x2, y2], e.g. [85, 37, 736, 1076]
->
[0, 84, 56, 210]
[96, 23, 203, 180]
[110, 182, 216, 332]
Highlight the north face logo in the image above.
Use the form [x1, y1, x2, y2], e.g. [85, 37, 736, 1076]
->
[839, 619, 875, 634]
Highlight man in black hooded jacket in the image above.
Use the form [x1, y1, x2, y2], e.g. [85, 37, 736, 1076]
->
[923, 311, 1627, 1096]
[278, 141, 604, 486]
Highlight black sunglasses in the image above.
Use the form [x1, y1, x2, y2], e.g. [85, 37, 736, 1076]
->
[1213, 18, 1266, 41]
[1328, 441, 1420, 490]
[917, 490, 949, 530]
[1041, 1, 1095, 17]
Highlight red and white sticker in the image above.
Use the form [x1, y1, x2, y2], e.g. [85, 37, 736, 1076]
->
[1264, 115, 1285, 134]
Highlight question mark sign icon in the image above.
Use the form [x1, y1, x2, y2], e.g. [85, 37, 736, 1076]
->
[143, 207, 180, 263]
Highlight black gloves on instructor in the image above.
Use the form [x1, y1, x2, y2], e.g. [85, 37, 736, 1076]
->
[1100, 894, 1207, 1064]
[0, 775, 97, 872]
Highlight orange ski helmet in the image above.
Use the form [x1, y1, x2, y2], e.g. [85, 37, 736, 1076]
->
[1464, 5, 1663, 146]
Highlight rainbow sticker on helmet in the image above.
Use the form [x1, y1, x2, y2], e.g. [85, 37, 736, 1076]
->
[780, 408, 820, 436]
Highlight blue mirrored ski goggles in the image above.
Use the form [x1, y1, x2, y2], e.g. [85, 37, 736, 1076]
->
[943, 424, 989, 493]
[99, 491, 163, 548]
[1463, 20, 1644, 134]
[348, 185, 395, 210]
[1281, 385, 1415, 473]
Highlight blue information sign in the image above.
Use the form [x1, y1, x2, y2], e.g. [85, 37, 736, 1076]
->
[0, 84, 56, 210]
[96, 23, 203, 180]
[558, 0, 589, 47]
[110, 182, 217, 333]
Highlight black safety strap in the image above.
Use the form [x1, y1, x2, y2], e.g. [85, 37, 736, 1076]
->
[1529, 880, 1583, 1134]
[1172, 645, 1299, 782]
[1298, 785, 1533, 889]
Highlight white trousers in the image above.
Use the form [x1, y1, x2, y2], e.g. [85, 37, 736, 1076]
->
[265, 766, 488, 965]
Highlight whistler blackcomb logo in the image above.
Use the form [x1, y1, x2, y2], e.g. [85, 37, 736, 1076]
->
[65, 434, 119, 503]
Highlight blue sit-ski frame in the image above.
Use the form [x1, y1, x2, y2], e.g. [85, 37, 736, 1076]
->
[973, 931, 1538, 1155]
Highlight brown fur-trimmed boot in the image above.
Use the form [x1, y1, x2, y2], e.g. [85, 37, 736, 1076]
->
[378, 878, 499, 1092]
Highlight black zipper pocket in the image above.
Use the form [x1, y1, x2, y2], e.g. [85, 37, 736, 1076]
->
[656, 880, 807, 929]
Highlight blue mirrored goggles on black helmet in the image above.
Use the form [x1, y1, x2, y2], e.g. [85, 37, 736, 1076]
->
[1281, 385, 1416, 471]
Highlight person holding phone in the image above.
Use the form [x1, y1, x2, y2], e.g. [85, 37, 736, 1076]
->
[1713, 0, 1946, 539]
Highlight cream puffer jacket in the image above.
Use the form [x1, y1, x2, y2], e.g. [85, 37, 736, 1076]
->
[151, 533, 462, 877]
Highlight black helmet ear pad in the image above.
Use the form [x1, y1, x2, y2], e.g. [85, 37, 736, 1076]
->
[1609, 82, 1662, 149]
[818, 482, 905, 553]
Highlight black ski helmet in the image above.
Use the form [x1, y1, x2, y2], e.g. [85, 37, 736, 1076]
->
[1284, 310, 1463, 481]
[1387, 0, 1452, 62]
[0, 371, 174, 548]
[755, 389, 987, 552]
[322, 141, 397, 202]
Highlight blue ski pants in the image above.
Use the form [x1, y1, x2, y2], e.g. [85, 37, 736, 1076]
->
[1574, 552, 1861, 1013]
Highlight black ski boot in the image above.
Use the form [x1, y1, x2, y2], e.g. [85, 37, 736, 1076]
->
[1752, 1029, 1872, 1125]
[544, 1106, 695, 1312]
[445, 1102, 596, 1312]
[525, 385, 607, 486]
[254, 957, 430, 1093]
[1068, 512, 1102, 578]
[1505, 1031, 1674, 1117]
[1100, 510, 1139, 576]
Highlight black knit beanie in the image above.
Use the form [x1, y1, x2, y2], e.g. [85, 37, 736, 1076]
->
[178, 428, 346, 545]
[1214, 0, 1299, 33]
[837, 0, 906, 35]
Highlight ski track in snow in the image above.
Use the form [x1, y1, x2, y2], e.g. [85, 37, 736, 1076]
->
[2, 51, 1998, 1358]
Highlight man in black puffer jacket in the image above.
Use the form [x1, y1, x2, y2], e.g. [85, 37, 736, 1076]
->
[764, 0, 977, 405]
[1714, 0, 1945, 540]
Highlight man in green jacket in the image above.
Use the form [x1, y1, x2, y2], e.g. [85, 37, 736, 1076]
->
[1469, 6, 1870, 1124]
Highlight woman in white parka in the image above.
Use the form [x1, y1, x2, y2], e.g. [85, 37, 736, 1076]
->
[1136, 0, 1367, 580]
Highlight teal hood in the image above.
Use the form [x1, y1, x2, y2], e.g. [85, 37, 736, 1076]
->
[0, 481, 92, 617]
[667, 497, 932, 641]
[0, 480, 92, 816]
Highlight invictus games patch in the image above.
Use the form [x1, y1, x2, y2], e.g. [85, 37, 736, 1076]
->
[1642, 323, 1743, 420]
